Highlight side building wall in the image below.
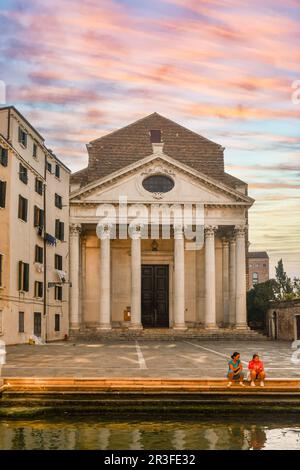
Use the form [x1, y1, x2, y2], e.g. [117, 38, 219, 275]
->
[0, 107, 70, 345]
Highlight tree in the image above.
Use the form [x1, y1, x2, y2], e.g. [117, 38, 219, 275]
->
[275, 258, 294, 300]
[293, 278, 300, 298]
[247, 279, 278, 330]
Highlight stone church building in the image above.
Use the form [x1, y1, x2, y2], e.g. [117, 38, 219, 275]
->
[69, 113, 254, 332]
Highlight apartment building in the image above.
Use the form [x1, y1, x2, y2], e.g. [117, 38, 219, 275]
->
[0, 106, 70, 344]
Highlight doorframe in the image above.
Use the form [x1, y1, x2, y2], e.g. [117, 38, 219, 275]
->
[141, 252, 173, 327]
[294, 314, 300, 340]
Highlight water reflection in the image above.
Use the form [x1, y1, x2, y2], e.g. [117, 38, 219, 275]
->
[0, 417, 300, 450]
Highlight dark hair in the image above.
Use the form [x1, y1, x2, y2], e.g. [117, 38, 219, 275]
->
[253, 354, 259, 359]
[231, 352, 240, 359]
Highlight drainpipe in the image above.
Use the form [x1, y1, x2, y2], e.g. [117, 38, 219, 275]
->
[43, 154, 47, 342]
[7, 108, 11, 141]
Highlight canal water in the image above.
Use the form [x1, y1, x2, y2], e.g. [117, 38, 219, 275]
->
[0, 416, 300, 450]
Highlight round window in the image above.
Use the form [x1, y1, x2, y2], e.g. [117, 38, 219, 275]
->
[142, 174, 174, 193]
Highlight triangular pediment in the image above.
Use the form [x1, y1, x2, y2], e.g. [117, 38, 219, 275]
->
[70, 152, 253, 206]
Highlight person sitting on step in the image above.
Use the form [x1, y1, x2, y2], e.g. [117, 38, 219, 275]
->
[227, 352, 245, 387]
[248, 354, 265, 387]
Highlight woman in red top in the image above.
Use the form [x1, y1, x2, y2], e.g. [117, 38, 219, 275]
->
[248, 354, 266, 387]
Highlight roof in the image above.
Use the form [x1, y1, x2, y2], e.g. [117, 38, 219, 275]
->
[0, 106, 70, 173]
[71, 112, 247, 190]
[0, 106, 45, 142]
[248, 251, 269, 259]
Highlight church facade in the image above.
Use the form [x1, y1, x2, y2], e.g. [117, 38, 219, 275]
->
[69, 113, 254, 332]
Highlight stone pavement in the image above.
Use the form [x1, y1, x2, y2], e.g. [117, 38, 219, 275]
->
[2, 339, 300, 379]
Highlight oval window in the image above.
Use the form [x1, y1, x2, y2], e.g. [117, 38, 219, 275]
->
[142, 175, 174, 193]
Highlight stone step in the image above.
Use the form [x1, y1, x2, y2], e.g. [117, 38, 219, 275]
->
[69, 328, 267, 342]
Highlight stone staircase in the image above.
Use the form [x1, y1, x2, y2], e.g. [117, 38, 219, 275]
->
[1, 378, 300, 417]
[70, 327, 268, 342]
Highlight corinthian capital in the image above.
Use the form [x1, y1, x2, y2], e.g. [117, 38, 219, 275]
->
[69, 223, 82, 236]
[234, 225, 247, 238]
[204, 225, 218, 238]
[173, 224, 184, 239]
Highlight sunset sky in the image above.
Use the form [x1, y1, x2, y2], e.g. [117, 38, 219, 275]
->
[0, 0, 299, 278]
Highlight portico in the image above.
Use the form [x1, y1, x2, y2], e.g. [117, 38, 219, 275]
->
[69, 113, 254, 334]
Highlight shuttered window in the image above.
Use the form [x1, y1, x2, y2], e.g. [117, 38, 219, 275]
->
[55, 164, 60, 178]
[55, 219, 64, 241]
[0, 180, 6, 208]
[19, 163, 28, 184]
[0, 146, 8, 166]
[0, 254, 3, 287]
[55, 193, 62, 209]
[35, 245, 43, 264]
[18, 127, 28, 147]
[18, 195, 28, 222]
[18, 261, 29, 292]
[55, 314, 60, 332]
[34, 281, 43, 298]
[35, 178, 43, 195]
[34, 206, 44, 228]
[55, 254, 63, 270]
[55, 285, 63, 301]
[19, 312, 25, 333]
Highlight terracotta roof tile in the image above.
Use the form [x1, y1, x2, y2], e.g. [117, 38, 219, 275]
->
[70, 113, 247, 190]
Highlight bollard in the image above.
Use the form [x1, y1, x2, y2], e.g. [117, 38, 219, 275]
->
[0, 340, 6, 377]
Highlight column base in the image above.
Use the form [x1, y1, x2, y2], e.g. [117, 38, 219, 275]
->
[204, 323, 218, 330]
[70, 324, 81, 332]
[96, 324, 112, 331]
[235, 323, 249, 330]
[128, 323, 143, 330]
[173, 324, 187, 331]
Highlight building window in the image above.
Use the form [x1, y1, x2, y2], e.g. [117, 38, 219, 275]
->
[0, 180, 6, 208]
[19, 163, 28, 184]
[34, 205, 44, 229]
[35, 178, 43, 195]
[0, 310, 2, 334]
[252, 272, 259, 285]
[33, 143, 38, 158]
[55, 219, 64, 241]
[263, 263, 267, 267]
[18, 127, 28, 147]
[55, 193, 63, 209]
[47, 161, 52, 173]
[55, 164, 60, 179]
[150, 129, 162, 143]
[0, 146, 8, 167]
[18, 195, 28, 222]
[34, 312, 42, 336]
[35, 245, 43, 264]
[55, 285, 63, 301]
[142, 175, 174, 193]
[18, 261, 29, 292]
[55, 254, 63, 270]
[55, 314, 60, 332]
[34, 281, 43, 298]
[19, 312, 25, 333]
[0, 254, 3, 287]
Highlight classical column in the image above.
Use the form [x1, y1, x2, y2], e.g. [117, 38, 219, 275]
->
[235, 225, 248, 329]
[229, 235, 236, 326]
[204, 226, 217, 329]
[222, 237, 230, 326]
[98, 225, 112, 330]
[69, 223, 82, 330]
[80, 235, 87, 326]
[129, 225, 143, 329]
[173, 225, 186, 330]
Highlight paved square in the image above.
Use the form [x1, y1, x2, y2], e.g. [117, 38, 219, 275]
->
[2, 340, 300, 379]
